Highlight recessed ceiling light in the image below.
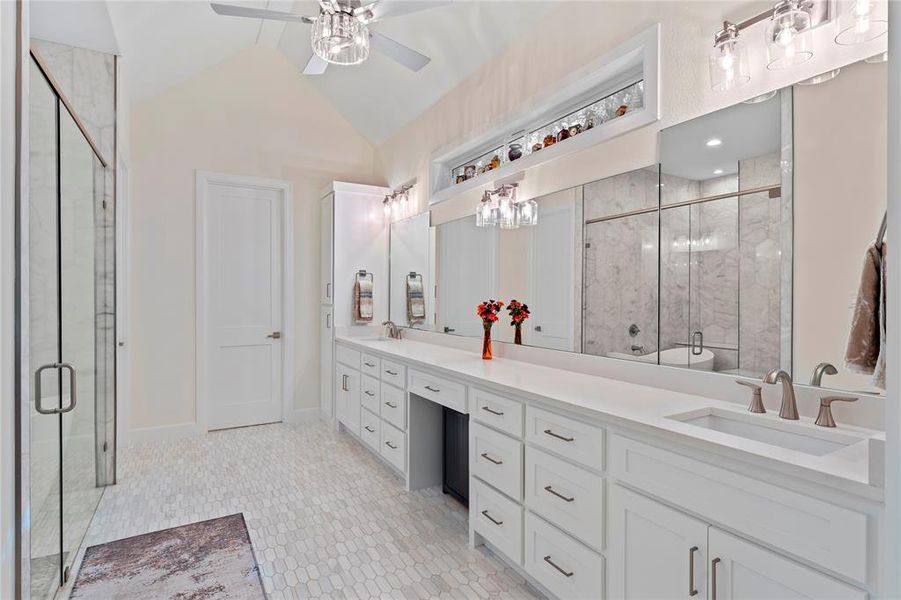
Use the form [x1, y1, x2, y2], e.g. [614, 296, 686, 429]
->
[713, 169, 723, 175]
[706, 138, 723, 147]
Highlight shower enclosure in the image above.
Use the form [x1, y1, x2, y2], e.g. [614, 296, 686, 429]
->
[27, 45, 116, 599]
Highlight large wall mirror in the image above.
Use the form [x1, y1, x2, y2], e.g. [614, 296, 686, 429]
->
[389, 57, 886, 396]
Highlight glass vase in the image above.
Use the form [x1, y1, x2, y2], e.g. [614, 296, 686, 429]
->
[482, 324, 493, 360]
[514, 324, 522, 345]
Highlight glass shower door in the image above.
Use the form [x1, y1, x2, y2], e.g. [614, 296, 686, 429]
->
[29, 55, 110, 598]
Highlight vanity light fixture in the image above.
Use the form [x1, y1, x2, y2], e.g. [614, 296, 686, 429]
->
[709, 22, 751, 91]
[865, 51, 888, 63]
[797, 68, 841, 85]
[835, 0, 887, 45]
[766, 0, 814, 70]
[476, 184, 536, 230]
[383, 183, 414, 221]
[743, 90, 778, 104]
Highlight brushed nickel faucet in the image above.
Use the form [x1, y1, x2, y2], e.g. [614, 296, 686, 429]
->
[382, 320, 401, 340]
[762, 369, 799, 420]
[815, 395, 858, 427]
[810, 362, 838, 387]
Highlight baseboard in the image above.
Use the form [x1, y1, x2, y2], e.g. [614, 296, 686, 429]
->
[124, 421, 202, 447]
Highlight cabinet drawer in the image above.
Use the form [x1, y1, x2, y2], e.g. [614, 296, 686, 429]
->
[381, 359, 406, 388]
[360, 408, 380, 452]
[472, 388, 523, 439]
[361, 353, 381, 378]
[336, 345, 360, 370]
[525, 447, 604, 551]
[380, 384, 406, 431]
[471, 422, 522, 501]
[526, 406, 604, 471]
[610, 434, 868, 584]
[524, 512, 604, 600]
[360, 375, 380, 414]
[408, 369, 466, 413]
[380, 422, 406, 473]
[472, 478, 523, 565]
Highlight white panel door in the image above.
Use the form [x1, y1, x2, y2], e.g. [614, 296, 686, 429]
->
[438, 217, 497, 337]
[320, 193, 333, 305]
[529, 201, 575, 351]
[609, 484, 709, 599]
[708, 528, 867, 600]
[205, 179, 283, 430]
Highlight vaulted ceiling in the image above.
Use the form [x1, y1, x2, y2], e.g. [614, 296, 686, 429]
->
[98, 0, 556, 144]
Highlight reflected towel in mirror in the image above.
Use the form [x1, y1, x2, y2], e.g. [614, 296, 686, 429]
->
[407, 276, 425, 324]
[354, 278, 373, 322]
[845, 242, 886, 388]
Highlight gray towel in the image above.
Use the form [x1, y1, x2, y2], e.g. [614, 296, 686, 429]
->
[406, 276, 425, 324]
[354, 278, 373, 322]
[845, 242, 887, 388]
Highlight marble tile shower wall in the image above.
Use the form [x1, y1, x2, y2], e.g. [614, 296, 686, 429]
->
[582, 154, 785, 374]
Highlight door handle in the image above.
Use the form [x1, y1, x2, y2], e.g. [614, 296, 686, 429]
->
[480, 452, 503, 465]
[342, 374, 348, 392]
[543, 429, 574, 442]
[267, 331, 282, 339]
[481, 406, 504, 416]
[326, 282, 331, 298]
[480, 510, 503, 526]
[544, 485, 575, 502]
[35, 363, 77, 415]
[689, 546, 699, 596]
[443, 326, 455, 333]
[326, 314, 331, 329]
[711, 557, 721, 600]
[543, 555, 573, 578]
[691, 330, 703, 356]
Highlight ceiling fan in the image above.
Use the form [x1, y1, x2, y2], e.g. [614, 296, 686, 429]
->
[210, 1, 448, 75]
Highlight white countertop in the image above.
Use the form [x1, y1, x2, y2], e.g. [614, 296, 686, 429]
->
[336, 333, 884, 502]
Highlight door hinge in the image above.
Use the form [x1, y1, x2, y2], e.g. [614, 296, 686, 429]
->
[585, 242, 591, 249]
[102, 199, 107, 209]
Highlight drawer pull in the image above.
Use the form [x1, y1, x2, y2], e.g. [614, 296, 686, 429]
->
[364, 361, 376, 368]
[543, 429, 574, 442]
[424, 385, 440, 393]
[385, 369, 398, 376]
[364, 391, 375, 397]
[385, 441, 397, 450]
[543, 555, 574, 578]
[481, 406, 504, 416]
[480, 510, 503, 526]
[364, 426, 375, 433]
[480, 452, 503, 465]
[711, 558, 721, 600]
[385, 401, 398, 409]
[544, 485, 575, 503]
[689, 546, 698, 597]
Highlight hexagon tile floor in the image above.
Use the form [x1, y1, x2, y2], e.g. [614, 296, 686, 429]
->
[80, 420, 542, 599]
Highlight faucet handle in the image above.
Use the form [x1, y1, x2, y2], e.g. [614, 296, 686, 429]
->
[736, 379, 765, 414]
[815, 395, 858, 428]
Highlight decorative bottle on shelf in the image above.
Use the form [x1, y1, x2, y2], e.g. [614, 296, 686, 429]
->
[507, 143, 523, 161]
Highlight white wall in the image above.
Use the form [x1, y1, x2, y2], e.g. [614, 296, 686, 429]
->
[126, 46, 379, 440]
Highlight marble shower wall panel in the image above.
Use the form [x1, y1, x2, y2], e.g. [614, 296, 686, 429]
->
[582, 166, 658, 220]
[582, 212, 658, 358]
[659, 205, 690, 356]
[738, 152, 784, 376]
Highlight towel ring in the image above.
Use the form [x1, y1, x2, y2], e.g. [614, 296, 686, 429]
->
[355, 270, 374, 284]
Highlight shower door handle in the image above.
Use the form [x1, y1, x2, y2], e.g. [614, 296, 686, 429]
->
[691, 331, 704, 356]
[34, 363, 77, 415]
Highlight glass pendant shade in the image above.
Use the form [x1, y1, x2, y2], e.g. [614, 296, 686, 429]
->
[312, 12, 370, 65]
[766, 0, 813, 70]
[835, 0, 887, 45]
[517, 199, 539, 226]
[497, 195, 518, 229]
[709, 26, 750, 92]
[476, 195, 496, 227]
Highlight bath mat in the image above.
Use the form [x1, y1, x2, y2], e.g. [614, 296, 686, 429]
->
[71, 513, 265, 599]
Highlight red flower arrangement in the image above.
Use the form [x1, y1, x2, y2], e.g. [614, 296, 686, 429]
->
[506, 300, 531, 345]
[476, 300, 504, 359]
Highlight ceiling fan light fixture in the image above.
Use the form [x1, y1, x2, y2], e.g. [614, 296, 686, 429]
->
[312, 11, 370, 65]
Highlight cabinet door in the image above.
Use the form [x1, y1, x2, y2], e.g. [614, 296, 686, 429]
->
[609, 484, 709, 599]
[708, 529, 866, 600]
[320, 193, 334, 305]
[335, 364, 349, 425]
[343, 368, 361, 436]
[320, 306, 333, 417]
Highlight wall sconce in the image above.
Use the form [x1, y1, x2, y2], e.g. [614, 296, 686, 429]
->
[835, 0, 888, 45]
[383, 183, 414, 221]
[709, 22, 751, 91]
[766, 0, 814, 69]
[476, 184, 537, 230]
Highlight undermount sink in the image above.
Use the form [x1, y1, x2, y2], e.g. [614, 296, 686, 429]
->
[668, 407, 866, 456]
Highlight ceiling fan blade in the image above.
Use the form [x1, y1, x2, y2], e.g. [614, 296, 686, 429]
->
[303, 53, 329, 75]
[357, 0, 451, 22]
[370, 31, 430, 71]
[210, 3, 314, 24]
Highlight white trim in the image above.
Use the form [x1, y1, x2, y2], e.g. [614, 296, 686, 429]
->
[195, 171, 295, 433]
[124, 422, 203, 447]
[115, 159, 129, 448]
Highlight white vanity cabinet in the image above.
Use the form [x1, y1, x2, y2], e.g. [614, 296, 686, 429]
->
[335, 363, 360, 436]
